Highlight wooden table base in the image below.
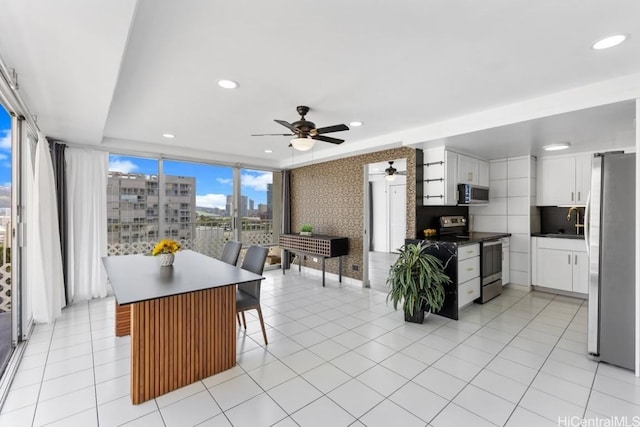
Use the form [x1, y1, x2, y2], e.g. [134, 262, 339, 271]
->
[128, 286, 236, 404]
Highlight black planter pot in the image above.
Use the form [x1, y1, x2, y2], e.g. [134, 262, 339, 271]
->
[404, 307, 425, 324]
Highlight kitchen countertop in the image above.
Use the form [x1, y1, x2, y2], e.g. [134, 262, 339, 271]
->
[531, 232, 585, 240]
[419, 232, 511, 246]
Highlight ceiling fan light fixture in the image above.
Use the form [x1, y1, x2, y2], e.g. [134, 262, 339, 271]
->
[162, 133, 175, 139]
[350, 121, 363, 127]
[290, 137, 315, 151]
[385, 161, 397, 181]
[544, 142, 571, 151]
[592, 34, 627, 50]
[217, 79, 239, 89]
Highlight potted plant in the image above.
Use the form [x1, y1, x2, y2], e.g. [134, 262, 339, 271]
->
[300, 224, 313, 237]
[152, 238, 181, 267]
[387, 242, 450, 323]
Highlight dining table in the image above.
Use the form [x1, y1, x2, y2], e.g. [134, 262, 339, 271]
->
[102, 249, 264, 404]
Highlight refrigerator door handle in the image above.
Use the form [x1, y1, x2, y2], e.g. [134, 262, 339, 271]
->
[584, 191, 591, 253]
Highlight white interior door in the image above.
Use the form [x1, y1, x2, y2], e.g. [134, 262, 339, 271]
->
[388, 184, 406, 253]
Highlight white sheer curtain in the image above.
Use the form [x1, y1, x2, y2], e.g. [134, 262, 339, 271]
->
[66, 148, 108, 302]
[29, 134, 65, 323]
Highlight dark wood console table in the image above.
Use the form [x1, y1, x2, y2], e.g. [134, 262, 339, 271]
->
[279, 234, 349, 287]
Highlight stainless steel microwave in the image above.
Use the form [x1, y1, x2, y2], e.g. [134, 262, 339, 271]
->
[457, 184, 489, 204]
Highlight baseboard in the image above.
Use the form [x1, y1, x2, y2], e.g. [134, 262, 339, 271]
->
[532, 285, 588, 299]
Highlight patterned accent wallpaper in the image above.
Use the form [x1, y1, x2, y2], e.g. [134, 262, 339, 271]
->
[290, 147, 417, 281]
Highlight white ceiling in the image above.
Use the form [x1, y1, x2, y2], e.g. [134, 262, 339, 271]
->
[0, 0, 639, 169]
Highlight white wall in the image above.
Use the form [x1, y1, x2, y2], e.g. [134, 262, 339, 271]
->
[470, 155, 536, 286]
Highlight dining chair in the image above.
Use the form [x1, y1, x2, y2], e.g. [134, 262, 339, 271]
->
[220, 240, 242, 266]
[236, 245, 269, 345]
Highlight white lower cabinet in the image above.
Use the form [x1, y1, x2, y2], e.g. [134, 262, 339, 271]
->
[531, 237, 587, 295]
[458, 243, 480, 308]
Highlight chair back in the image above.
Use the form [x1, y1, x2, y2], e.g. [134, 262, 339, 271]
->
[238, 246, 268, 300]
[220, 240, 242, 266]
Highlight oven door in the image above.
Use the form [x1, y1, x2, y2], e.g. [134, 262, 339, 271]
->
[482, 240, 502, 285]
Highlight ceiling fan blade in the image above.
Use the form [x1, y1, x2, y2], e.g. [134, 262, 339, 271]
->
[251, 133, 294, 136]
[274, 119, 297, 132]
[315, 124, 349, 134]
[312, 135, 344, 145]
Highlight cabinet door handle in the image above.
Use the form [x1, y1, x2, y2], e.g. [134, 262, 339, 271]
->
[571, 192, 574, 201]
[568, 254, 571, 264]
[467, 289, 474, 294]
[578, 192, 581, 201]
[575, 254, 578, 265]
[467, 267, 474, 272]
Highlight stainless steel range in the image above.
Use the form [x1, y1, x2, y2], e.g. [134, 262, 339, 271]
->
[438, 215, 502, 304]
[480, 239, 502, 303]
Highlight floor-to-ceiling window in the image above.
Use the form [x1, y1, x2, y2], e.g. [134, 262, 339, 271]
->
[0, 104, 12, 375]
[163, 160, 233, 258]
[239, 169, 280, 249]
[106, 156, 279, 261]
[106, 155, 159, 255]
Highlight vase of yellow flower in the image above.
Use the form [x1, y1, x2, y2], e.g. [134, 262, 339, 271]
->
[152, 239, 181, 267]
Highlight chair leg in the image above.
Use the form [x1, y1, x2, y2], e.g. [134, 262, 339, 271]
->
[256, 305, 268, 346]
[241, 311, 247, 330]
[236, 312, 241, 327]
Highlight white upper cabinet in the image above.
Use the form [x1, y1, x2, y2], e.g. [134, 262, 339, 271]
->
[423, 148, 458, 205]
[536, 154, 592, 206]
[423, 149, 489, 205]
[457, 153, 489, 187]
[574, 154, 592, 205]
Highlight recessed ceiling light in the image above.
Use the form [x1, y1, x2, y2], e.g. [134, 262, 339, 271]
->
[162, 133, 175, 139]
[218, 79, 239, 89]
[592, 34, 628, 50]
[264, 149, 273, 154]
[544, 142, 571, 151]
[350, 121, 363, 127]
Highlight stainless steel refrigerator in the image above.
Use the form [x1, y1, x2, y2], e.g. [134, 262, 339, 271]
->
[587, 151, 636, 370]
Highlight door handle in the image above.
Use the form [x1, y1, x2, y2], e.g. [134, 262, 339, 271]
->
[575, 254, 578, 265]
[571, 192, 574, 201]
[578, 192, 581, 201]
[568, 254, 571, 264]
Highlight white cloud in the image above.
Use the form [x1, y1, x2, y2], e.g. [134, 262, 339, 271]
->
[241, 171, 272, 192]
[216, 177, 232, 185]
[109, 158, 138, 173]
[0, 153, 8, 160]
[195, 193, 227, 209]
[0, 129, 10, 151]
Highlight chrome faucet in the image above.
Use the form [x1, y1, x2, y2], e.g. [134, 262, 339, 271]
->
[567, 206, 584, 234]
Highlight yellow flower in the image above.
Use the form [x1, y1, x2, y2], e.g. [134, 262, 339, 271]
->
[152, 239, 181, 256]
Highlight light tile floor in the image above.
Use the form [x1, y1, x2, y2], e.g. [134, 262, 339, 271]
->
[2, 269, 640, 426]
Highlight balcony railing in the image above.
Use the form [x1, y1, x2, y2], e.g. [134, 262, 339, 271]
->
[107, 219, 275, 259]
[0, 227, 11, 313]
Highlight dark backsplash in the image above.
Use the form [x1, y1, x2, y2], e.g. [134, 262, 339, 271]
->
[540, 206, 585, 235]
[416, 206, 469, 238]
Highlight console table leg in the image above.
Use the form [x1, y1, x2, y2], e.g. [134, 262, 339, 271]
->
[339, 257, 343, 283]
[322, 257, 325, 287]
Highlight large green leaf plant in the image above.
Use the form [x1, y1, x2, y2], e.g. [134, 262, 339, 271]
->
[387, 242, 450, 317]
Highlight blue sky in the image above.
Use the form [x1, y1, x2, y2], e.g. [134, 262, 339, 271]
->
[109, 155, 272, 209]
[0, 106, 10, 186]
